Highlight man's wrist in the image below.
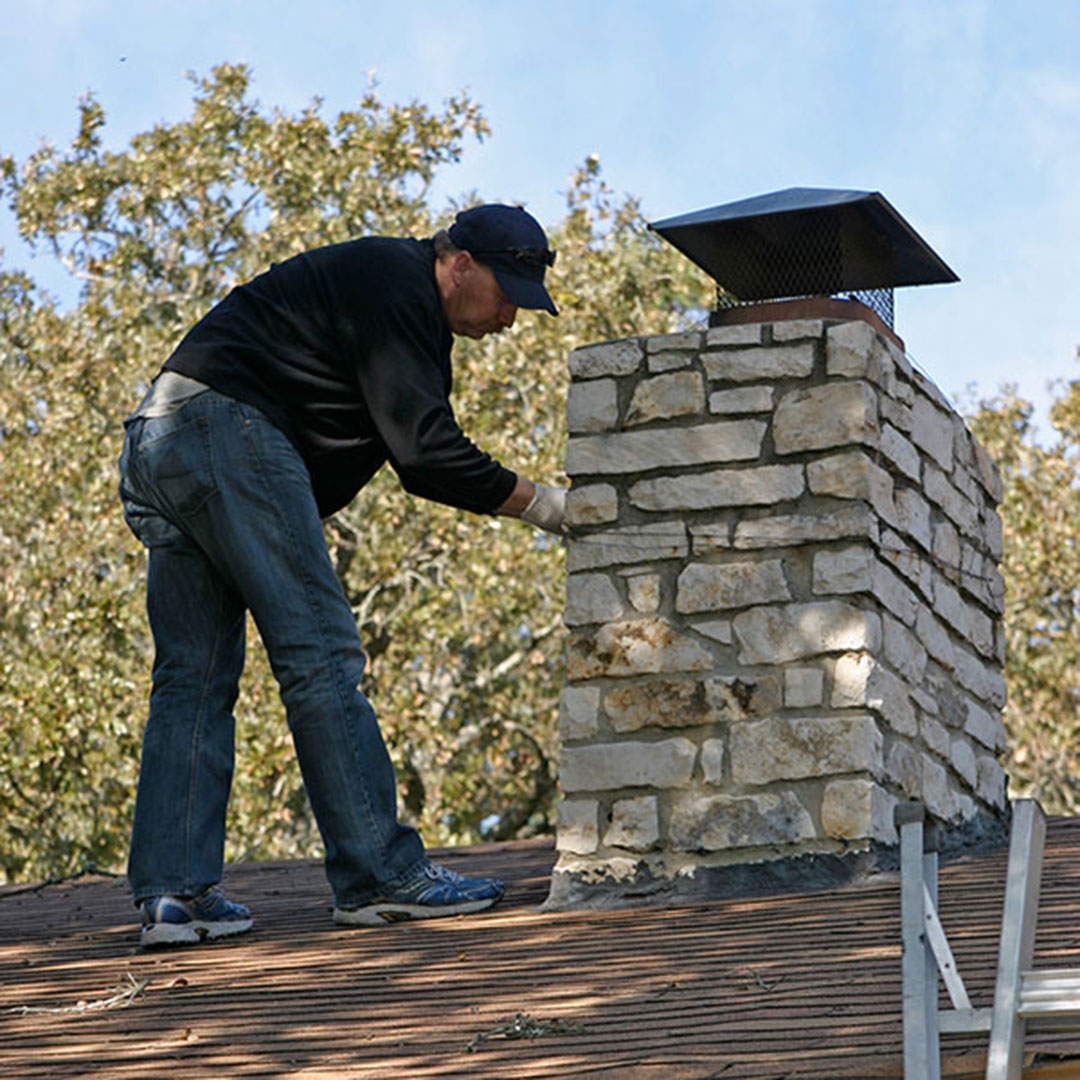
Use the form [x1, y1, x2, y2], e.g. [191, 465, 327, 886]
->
[496, 475, 535, 516]
[521, 484, 566, 534]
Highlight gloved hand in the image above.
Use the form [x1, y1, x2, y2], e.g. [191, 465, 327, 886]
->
[521, 484, 567, 535]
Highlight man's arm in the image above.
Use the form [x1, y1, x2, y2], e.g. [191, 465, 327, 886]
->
[496, 476, 567, 534]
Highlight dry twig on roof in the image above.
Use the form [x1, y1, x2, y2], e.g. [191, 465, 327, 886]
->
[8, 973, 148, 1016]
[466, 1011, 589, 1052]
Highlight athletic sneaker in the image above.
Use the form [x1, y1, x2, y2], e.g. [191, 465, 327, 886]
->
[333, 861, 504, 926]
[139, 887, 253, 947]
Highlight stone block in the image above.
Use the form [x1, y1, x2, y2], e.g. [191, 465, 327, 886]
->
[701, 739, 725, 783]
[631, 464, 804, 512]
[912, 368, 953, 412]
[881, 394, 913, 434]
[566, 483, 619, 526]
[625, 572, 661, 614]
[934, 577, 994, 657]
[705, 673, 782, 720]
[733, 601, 882, 665]
[986, 509, 1004, 561]
[689, 523, 733, 554]
[888, 740, 922, 799]
[567, 618, 715, 679]
[733, 506, 876, 549]
[952, 646, 1007, 708]
[977, 754, 1008, 809]
[924, 464, 979, 537]
[703, 343, 816, 382]
[973, 440, 1004, 502]
[964, 699, 1006, 752]
[676, 559, 791, 613]
[567, 521, 688, 573]
[565, 572, 623, 627]
[604, 678, 716, 733]
[772, 319, 824, 341]
[916, 607, 956, 672]
[821, 779, 898, 843]
[730, 715, 883, 785]
[560, 685, 601, 741]
[825, 321, 875, 378]
[893, 489, 932, 551]
[812, 547, 919, 626]
[692, 619, 732, 644]
[951, 737, 978, 789]
[603, 796, 660, 850]
[556, 799, 599, 853]
[883, 615, 928, 684]
[911, 395, 954, 471]
[774, 382, 879, 456]
[807, 450, 894, 512]
[831, 653, 917, 736]
[911, 686, 940, 717]
[646, 330, 703, 353]
[567, 420, 766, 476]
[559, 738, 697, 792]
[881, 423, 921, 481]
[921, 714, 951, 758]
[704, 324, 762, 347]
[921, 754, 955, 819]
[649, 351, 693, 373]
[569, 338, 643, 379]
[933, 519, 962, 579]
[567, 379, 618, 434]
[878, 531, 934, 603]
[626, 371, 706, 426]
[709, 385, 775, 414]
[784, 666, 825, 707]
[668, 791, 816, 851]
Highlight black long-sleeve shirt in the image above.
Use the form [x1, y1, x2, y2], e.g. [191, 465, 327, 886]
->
[164, 236, 518, 518]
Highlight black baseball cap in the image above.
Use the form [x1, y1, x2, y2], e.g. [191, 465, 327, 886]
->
[446, 204, 558, 315]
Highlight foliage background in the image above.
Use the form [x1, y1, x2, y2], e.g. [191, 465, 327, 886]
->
[2, 67, 1078, 886]
[0, 66, 711, 883]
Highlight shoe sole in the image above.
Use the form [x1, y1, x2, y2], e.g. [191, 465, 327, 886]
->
[141, 917, 254, 948]
[333, 896, 499, 927]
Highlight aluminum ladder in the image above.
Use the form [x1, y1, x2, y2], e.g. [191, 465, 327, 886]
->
[897, 799, 1080, 1079]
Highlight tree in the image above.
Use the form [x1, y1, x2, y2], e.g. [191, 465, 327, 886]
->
[968, 369, 1080, 814]
[0, 64, 710, 882]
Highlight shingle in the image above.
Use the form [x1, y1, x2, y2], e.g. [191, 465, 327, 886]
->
[3, 826, 1080, 1077]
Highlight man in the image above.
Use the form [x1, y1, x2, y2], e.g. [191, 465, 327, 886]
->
[118, 204, 566, 947]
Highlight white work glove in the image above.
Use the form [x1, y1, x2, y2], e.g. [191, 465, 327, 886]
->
[521, 484, 567, 535]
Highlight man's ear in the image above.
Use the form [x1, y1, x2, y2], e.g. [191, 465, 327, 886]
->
[451, 250, 474, 285]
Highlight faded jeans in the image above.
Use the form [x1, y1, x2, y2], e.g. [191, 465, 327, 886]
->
[118, 389, 425, 906]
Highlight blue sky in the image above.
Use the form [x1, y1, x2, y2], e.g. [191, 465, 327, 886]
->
[3, 0, 1078, 430]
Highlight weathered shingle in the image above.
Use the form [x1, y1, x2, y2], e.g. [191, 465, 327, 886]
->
[3, 825, 1080, 1077]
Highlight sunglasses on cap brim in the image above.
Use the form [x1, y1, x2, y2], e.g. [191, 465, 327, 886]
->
[469, 247, 556, 269]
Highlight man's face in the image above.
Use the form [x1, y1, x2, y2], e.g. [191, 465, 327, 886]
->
[443, 257, 519, 339]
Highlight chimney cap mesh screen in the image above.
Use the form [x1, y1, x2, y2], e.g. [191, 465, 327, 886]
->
[649, 188, 957, 329]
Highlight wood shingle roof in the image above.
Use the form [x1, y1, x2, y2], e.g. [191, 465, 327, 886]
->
[4, 821, 1080, 1078]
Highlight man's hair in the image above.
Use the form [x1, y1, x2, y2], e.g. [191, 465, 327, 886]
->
[432, 229, 461, 259]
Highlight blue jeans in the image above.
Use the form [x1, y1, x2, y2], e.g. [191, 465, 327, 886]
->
[118, 389, 425, 906]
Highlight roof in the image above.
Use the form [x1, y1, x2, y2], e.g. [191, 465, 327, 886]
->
[4, 820, 1080, 1078]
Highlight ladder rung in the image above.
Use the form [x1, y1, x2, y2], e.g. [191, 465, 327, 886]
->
[940, 1007, 993, 1033]
[1019, 968, 1080, 1016]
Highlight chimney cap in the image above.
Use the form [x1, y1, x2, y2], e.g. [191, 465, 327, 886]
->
[649, 187, 959, 301]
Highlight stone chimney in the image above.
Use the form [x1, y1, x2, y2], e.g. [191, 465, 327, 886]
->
[547, 310, 1008, 909]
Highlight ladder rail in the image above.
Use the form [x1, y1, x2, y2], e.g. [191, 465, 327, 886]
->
[896, 799, 1080, 1080]
[986, 800, 1047, 1080]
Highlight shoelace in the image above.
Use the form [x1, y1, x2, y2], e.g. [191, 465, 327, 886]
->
[424, 863, 467, 887]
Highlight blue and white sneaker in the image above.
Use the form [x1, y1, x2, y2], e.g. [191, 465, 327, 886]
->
[139, 887, 253, 947]
[333, 861, 504, 926]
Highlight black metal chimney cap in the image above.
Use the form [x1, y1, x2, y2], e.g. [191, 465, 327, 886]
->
[649, 187, 959, 301]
